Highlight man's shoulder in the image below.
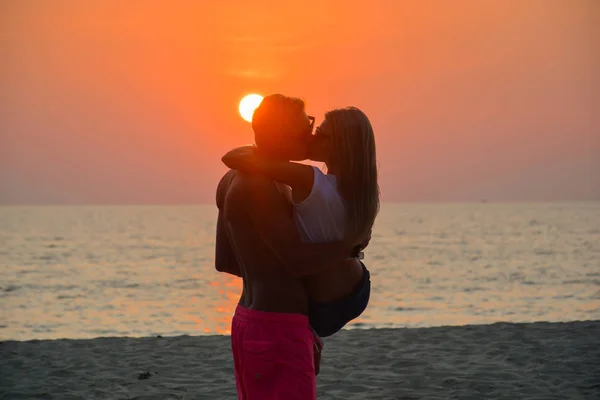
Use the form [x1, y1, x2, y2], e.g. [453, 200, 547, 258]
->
[218, 169, 237, 185]
[216, 170, 238, 208]
[229, 172, 276, 192]
[226, 172, 282, 209]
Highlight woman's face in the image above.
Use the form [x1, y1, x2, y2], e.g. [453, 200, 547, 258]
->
[308, 118, 332, 162]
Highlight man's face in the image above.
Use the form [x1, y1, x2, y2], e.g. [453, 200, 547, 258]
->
[279, 111, 315, 161]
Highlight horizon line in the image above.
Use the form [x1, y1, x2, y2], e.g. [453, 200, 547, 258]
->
[1, 200, 599, 207]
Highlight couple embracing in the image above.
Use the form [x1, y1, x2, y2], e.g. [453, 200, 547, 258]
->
[215, 94, 379, 399]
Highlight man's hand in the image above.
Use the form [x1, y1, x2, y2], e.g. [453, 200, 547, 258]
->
[314, 342, 322, 376]
[311, 327, 323, 376]
[351, 228, 372, 258]
[359, 228, 372, 251]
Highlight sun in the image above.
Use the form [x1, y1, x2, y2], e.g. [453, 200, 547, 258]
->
[239, 94, 264, 123]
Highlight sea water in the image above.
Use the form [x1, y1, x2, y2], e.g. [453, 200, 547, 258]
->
[1, 203, 598, 340]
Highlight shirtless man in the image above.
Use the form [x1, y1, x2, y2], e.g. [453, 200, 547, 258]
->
[215, 95, 360, 400]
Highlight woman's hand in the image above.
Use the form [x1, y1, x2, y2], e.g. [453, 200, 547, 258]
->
[350, 228, 372, 258]
[359, 228, 372, 250]
[221, 145, 260, 173]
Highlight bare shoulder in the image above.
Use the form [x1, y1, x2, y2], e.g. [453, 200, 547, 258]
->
[228, 173, 276, 196]
[228, 173, 281, 208]
[216, 170, 237, 209]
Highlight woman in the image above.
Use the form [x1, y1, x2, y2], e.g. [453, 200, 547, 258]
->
[222, 106, 379, 345]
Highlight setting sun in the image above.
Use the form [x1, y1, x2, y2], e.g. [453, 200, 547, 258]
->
[238, 94, 264, 123]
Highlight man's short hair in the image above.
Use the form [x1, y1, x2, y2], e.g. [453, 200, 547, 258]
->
[252, 94, 306, 149]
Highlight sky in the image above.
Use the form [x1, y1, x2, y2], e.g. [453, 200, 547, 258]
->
[1, 0, 598, 204]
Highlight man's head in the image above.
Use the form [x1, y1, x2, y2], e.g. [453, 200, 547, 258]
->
[252, 94, 314, 161]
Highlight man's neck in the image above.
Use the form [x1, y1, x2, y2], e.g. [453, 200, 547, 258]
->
[324, 162, 336, 175]
[254, 147, 288, 161]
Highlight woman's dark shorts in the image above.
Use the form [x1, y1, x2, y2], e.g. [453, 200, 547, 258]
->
[308, 262, 371, 337]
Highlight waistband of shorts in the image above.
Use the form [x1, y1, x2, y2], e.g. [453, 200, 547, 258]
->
[234, 304, 309, 326]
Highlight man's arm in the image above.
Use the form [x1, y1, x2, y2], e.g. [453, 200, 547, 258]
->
[232, 174, 356, 278]
[215, 171, 242, 277]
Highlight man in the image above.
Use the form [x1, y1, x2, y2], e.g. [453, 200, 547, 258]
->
[215, 94, 358, 399]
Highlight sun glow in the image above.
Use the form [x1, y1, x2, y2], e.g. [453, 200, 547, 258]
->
[238, 94, 264, 122]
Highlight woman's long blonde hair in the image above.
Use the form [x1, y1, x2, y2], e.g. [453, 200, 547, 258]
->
[325, 107, 379, 241]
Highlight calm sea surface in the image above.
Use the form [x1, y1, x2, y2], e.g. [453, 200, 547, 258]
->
[1, 203, 598, 341]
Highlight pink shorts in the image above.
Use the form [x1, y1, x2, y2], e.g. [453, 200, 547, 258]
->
[231, 304, 316, 400]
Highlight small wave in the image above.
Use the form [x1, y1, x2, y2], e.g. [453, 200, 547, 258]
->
[426, 296, 445, 301]
[349, 322, 367, 328]
[86, 329, 123, 335]
[563, 279, 600, 286]
[464, 286, 488, 292]
[37, 284, 78, 291]
[97, 280, 140, 289]
[473, 276, 498, 283]
[34, 254, 58, 261]
[158, 278, 202, 289]
[2, 285, 20, 293]
[392, 306, 430, 312]
[17, 269, 39, 275]
[553, 294, 574, 299]
[56, 294, 82, 300]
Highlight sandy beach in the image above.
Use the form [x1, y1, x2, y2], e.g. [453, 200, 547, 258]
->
[2, 320, 599, 399]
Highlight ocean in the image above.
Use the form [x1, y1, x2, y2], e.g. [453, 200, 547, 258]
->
[1, 203, 598, 341]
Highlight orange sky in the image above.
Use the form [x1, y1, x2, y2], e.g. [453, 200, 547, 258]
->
[1, 0, 598, 204]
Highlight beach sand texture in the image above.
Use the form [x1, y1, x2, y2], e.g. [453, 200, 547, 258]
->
[2, 321, 599, 399]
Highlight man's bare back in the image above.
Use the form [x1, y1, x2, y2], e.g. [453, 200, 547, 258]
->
[218, 170, 310, 314]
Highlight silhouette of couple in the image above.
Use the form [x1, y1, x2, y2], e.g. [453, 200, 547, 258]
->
[215, 94, 379, 399]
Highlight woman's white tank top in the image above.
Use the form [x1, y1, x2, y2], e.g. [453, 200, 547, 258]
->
[291, 167, 346, 243]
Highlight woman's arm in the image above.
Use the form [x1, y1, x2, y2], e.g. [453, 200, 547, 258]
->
[222, 146, 315, 203]
[228, 174, 359, 278]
